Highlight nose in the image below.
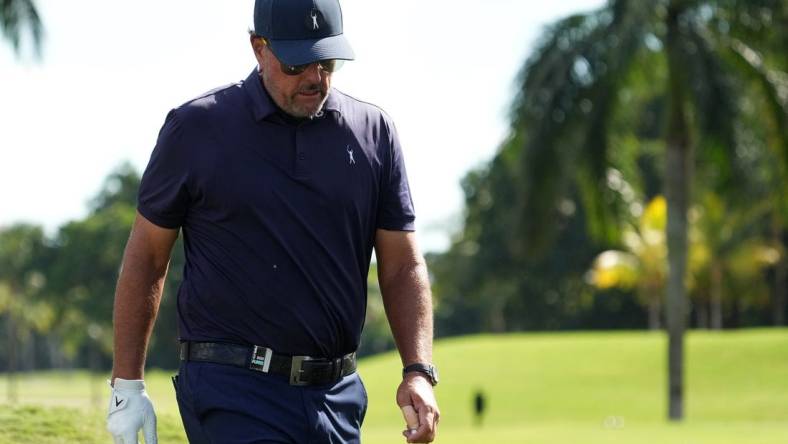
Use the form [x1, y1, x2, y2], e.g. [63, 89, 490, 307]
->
[302, 62, 324, 83]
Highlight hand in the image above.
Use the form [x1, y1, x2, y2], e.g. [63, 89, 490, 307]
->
[397, 373, 440, 443]
[107, 378, 158, 444]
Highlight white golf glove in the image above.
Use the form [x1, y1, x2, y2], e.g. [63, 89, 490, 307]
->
[107, 378, 158, 444]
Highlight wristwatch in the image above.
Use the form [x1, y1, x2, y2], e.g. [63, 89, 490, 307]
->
[403, 363, 439, 386]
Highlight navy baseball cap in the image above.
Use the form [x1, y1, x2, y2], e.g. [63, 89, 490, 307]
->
[254, 0, 355, 66]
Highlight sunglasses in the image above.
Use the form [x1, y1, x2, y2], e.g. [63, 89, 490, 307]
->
[259, 37, 344, 76]
[280, 59, 344, 76]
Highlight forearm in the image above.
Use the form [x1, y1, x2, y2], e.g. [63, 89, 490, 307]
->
[380, 258, 434, 366]
[111, 248, 169, 383]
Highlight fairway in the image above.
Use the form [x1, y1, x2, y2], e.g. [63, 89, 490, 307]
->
[1, 329, 787, 443]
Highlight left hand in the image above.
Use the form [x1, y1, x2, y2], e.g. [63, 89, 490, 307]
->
[106, 378, 158, 444]
[396, 373, 440, 443]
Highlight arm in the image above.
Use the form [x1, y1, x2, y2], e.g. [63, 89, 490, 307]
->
[375, 229, 439, 443]
[111, 211, 179, 382]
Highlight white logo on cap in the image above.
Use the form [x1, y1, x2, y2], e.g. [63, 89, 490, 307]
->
[311, 10, 319, 30]
[347, 145, 356, 165]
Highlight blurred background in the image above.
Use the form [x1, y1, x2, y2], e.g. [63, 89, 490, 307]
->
[1, 0, 787, 443]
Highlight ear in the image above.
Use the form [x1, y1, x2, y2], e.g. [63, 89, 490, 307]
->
[251, 36, 266, 66]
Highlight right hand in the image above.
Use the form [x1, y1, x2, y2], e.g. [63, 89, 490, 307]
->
[106, 378, 158, 444]
[397, 373, 440, 443]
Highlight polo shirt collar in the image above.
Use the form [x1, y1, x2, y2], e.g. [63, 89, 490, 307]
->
[243, 67, 344, 121]
[323, 89, 343, 115]
[244, 68, 278, 121]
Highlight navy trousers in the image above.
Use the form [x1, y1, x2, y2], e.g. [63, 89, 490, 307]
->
[173, 361, 368, 443]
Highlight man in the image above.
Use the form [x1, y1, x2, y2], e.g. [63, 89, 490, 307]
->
[106, 0, 440, 443]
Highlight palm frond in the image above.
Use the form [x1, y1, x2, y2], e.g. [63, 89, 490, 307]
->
[677, 20, 742, 194]
[725, 37, 788, 173]
[511, 0, 654, 254]
[706, 0, 788, 70]
[1, 0, 43, 56]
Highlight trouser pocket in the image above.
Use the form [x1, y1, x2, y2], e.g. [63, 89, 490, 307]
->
[174, 364, 211, 444]
[357, 373, 369, 426]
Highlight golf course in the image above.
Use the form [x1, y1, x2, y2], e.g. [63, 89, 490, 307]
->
[1, 328, 786, 443]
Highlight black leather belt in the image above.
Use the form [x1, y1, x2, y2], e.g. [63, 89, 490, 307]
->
[179, 341, 357, 386]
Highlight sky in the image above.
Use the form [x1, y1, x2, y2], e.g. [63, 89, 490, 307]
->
[0, 0, 604, 253]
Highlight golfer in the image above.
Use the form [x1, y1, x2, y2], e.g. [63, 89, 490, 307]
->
[106, 0, 440, 442]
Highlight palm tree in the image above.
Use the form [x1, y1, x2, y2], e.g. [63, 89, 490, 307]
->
[587, 196, 670, 330]
[588, 194, 778, 330]
[0, 224, 48, 403]
[691, 192, 778, 329]
[511, 0, 788, 420]
[1, 0, 42, 55]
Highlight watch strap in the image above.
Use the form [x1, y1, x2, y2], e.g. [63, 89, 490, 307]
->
[403, 363, 438, 386]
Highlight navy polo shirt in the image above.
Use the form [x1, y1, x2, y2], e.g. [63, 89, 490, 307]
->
[138, 69, 415, 357]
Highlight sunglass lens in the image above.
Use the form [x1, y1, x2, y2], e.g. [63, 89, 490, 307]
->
[283, 63, 308, 75]
[321, 59, 344, 73]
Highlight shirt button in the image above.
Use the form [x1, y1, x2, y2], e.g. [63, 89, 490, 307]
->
[298, 153, 305, 160]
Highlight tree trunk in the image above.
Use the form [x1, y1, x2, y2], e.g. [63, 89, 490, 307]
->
[697, 300, 709, 329]
[730, 298, 741, 328]
[772, 214, 786, 326]
[47, 335, 64, 369]
[90, 343, 101, 409]
[710, 261, 723, 330]
[6, 311, 17, 404]
[665, 5, 691, 421]
[648, 289, 661, 330]
[489, 296, 507, 333]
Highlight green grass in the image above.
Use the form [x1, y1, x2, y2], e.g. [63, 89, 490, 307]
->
[1, 329, 787, 443]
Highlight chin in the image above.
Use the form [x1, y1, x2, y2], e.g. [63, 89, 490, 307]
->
[289, 99, 327, 119]
[286, 106, 319, 119]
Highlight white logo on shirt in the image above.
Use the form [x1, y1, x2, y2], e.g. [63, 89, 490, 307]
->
[347, 145, 356, 165]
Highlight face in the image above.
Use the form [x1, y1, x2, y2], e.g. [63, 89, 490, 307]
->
[251, 37, 332, 118]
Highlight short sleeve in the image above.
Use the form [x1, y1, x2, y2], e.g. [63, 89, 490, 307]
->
[137, 109, 191, 229]
[376, 119, 416, 231]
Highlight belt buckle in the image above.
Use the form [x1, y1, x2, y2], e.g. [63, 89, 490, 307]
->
[250, 345, 273, 373]
[290, 355, 315, 386]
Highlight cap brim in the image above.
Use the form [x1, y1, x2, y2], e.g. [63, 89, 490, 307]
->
[268, 34, 355, 66]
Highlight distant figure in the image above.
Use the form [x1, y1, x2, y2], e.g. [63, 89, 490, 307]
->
[474, 389, 487, 426]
